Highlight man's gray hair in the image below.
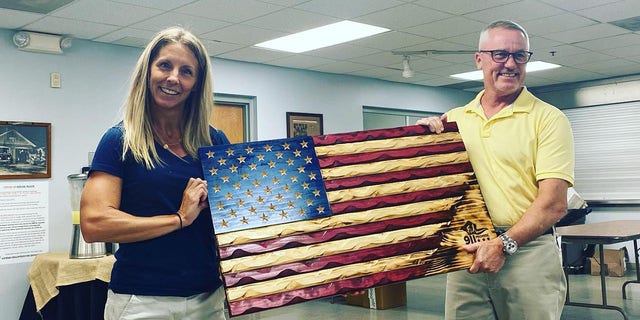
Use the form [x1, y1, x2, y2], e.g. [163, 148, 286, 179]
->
[478, 20, 530, 49]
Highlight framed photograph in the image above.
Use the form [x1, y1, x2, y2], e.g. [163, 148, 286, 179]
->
[286, 112, 323, 138]
[0, 121, 51, 179]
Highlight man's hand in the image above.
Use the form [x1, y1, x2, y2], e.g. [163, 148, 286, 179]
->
[463, 238, 506, 274]
[416, 114, 448, 133]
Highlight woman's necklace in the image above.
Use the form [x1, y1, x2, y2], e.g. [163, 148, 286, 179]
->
[154, 130, 188, 162]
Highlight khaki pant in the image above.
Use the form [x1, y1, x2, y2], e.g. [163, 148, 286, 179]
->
[104, 286, 227, 320]
[445, 234, 566, 320]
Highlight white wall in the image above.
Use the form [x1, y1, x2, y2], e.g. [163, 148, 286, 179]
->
[0, 28, 473, 319]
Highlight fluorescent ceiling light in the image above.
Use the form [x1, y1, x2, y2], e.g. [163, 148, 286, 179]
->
[255, 20, 389, 53]
[450, 61, 562, 81]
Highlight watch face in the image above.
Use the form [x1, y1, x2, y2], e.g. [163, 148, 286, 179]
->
[500, 234, 518, 255]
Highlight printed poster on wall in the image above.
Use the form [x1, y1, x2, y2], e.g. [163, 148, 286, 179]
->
[0, 181, 49, 264]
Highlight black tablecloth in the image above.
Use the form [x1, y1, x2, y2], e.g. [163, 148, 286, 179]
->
[20, 280, 108, 320]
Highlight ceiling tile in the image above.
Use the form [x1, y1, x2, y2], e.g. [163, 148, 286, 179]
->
[351, 31, 434, 51]
[538, 0, 621, 11]
[573, 33, 640, 50]
[306, 43, 381, 60]
[577, 1, 640, 22]
[464, 1, 566, 24]
[0, 8, 43, 29]
[404, 17, 486, 39]
[93, 27, 156, 44]
[129, 12, 231, 35]
[267, 54, 337, 69]
[201, 40, 245, 56]
[414, 0, 515, 15]
[243, 8, 339, 33]
[201, 24, 286, 45]
[544, 23, 629, 44]
[523, 13, 599, 35]
[52, 0, 162, 26]
[294, 0, 404, 19]
[355, 3, 451, 29]
[309, 60, 374, 73]
[22, 16, 119, 40]
[110, 0, 195, 11]
[176, 0, 284, 23]
[218, 46, 292, 63]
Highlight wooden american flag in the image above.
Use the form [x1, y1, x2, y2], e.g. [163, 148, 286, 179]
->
[199, 122, 495, 316]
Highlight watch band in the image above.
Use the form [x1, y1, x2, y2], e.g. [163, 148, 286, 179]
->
[499, 233, 518, 255]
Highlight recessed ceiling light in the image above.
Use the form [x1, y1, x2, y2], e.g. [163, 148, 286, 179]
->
[255, 20, 389, 53]
[450, 61, 562, 81]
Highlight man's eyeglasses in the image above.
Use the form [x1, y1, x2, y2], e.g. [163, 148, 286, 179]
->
[479, 50, 533, 64]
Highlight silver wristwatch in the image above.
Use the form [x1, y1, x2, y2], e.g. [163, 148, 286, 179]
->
[499, 233, 518, 255]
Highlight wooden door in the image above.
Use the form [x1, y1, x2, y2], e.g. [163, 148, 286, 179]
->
[211, 103, 245, 143]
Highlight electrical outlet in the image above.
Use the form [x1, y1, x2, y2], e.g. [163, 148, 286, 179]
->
[50, 72, 61, 88]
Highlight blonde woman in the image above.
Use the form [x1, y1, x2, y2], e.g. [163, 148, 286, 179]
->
[81, 26, 229, 320]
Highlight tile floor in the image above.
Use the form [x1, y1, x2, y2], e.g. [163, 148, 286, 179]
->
[233, 271, 640, 320]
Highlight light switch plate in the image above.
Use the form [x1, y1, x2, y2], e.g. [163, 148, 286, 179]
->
[50, 72, 61, 88]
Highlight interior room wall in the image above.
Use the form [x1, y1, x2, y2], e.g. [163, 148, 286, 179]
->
[531, 77, 640, 258]
[0, 27, 474, 318]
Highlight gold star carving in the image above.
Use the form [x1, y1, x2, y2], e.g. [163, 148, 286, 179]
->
[221, 176, 230, 183]
[282, 142, 291, 150]
[308, 172, 317, 180]
[217, 158, 227, 166]
[240, 216, 249, 224]
[257, 154, 265, 161]
[241, 173, 249, 180]
[237, 199, 245, 207]
[304, 156, 313, 164]
[295, 192, 302, 199]
[275, 193, 284, 201]
[261, 171, 268, 178]
[269, 203, 276, 211]
[293, 150, 302, 157]
[284, 184, 291, 192]
[291, 176, 298, 182]
[233, 182, 241, 189]
[245, 146, 254, 154]
[249, 163, 257, 170]
[279, 168, 287, 175]
[300, 140, 309, 148]
[316, 206, 325, 214]
[237, 156, 246, 163]
[253, 179, 261, 187]
[213, 185, 221, 193]
[272, 177, 280, 184]
[288, 201, 295, 208]
[209, 167, 218, 175]
[275, 152, 283, 159]
[249, 206, 257, 214]
[261, 213, 269, 221]
[306, 199, 313, 206]
[268, 161, 276, 168]
[286, 158, 295, 166]
[229, 209, 237, 217]
[220, 219, 228, 228]
[297, 166, 305, 173]
[217, 202, 224, 210]
[313, 189, 321, 197]
[245, 189, 253, 197]
[264, 186, 272, 194]
[226, 148, 234, 156]
[225, 192, 233, 200]
[257, 196, 265, 204]
[280, 210, 288, 219]
[298, 208, 306, 216]
[264, 144, 272, 152]
[301, 182, 309, 189]
[229, 164, 238, 173]
[206, 150, 215, 158]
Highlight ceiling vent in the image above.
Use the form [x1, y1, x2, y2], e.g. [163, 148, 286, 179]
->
[609, 16, 640, 31]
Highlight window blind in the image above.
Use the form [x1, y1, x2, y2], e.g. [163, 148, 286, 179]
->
[562, 101, 640, 202]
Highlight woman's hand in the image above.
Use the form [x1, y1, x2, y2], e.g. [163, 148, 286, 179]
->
[177, 178, 209, 227]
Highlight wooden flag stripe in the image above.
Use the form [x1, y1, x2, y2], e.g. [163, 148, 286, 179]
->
[319, 151, 468, 180]
[219, 223, 448, 274]
[216, 197, 458, 247]
[218, 209, 453, 260]
[323, 162, 473, 191]
[314, 132, 462, 158]
[317, 141, 466, 168]
[312, 123, 460, 146]
[326, 172, 473, 203]
[223, 235, 445, 287]
[226, 246, 467, 315]
[330, 184, 469, 215]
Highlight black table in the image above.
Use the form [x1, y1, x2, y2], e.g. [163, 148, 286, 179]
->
[18, 252, 114, 320]
[556, 220, 640, 320]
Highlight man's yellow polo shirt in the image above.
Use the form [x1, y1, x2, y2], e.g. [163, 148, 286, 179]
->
[446, 87, 574, 226]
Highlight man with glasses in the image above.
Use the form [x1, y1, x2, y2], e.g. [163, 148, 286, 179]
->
[418, 20, 574, 319]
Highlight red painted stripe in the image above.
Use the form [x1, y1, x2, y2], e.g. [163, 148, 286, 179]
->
[317, 142, 466, 168]
[323, 162, 473, 191]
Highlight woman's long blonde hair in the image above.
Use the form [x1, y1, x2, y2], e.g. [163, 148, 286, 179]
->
[122, 26, 214, 169]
